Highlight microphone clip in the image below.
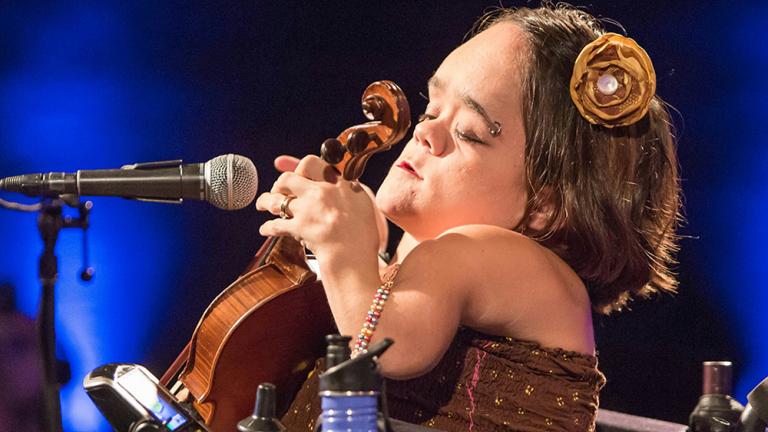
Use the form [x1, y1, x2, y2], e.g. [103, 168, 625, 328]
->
[120, 159, 185, 204]
[121, 159, 183, 170]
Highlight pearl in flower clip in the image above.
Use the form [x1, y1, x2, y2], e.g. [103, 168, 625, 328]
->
[570, 32, 656, 128]
[596, 73, 619, 96]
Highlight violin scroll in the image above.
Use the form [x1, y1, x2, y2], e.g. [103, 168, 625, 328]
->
[321, 80, 411, 181]
[361, 96, 385, 121]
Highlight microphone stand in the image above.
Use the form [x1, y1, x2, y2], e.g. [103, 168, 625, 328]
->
[36, 196, 92, 432]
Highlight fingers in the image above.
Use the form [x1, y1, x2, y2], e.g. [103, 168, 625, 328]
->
[258, 217, 295, 238]
[269, 171, 312, 195]
[274, 155, 300, 173]
[295, 155, 339, 183]
[274, 154, 340, 184]
[258, 156, 343, 245]
[255, 192, 297, 218]
[256, 194, 307, 245]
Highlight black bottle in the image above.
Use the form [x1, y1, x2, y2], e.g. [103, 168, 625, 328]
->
[237, 383, 286, 432]
[689, 361, 745, 432]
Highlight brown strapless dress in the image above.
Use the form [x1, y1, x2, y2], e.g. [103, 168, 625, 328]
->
[282, 326, 606, 431]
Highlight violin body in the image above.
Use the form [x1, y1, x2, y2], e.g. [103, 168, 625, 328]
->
[161, 81, 410, 431]
[163, 237, 333, 430]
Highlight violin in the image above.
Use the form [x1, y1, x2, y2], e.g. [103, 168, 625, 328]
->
[160, 81, 411, 431]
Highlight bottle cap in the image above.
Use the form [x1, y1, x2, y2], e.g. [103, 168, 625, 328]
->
[237, 383, 286, 432]
[702, 361, 733, 395]
[325, 335, 352, 369]
[319, 337, 393, 393]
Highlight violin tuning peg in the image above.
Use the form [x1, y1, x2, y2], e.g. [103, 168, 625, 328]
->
[346, 130, 370, 155]
[321, 138, 345, 165]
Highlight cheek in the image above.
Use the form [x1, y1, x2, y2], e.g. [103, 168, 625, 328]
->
[375, 172, 399, 209]
[466, 160, 529, 223]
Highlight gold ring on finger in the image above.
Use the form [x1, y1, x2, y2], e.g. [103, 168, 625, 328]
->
[279, 196, 295, 219]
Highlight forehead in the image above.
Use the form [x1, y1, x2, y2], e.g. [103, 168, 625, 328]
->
[433, 23, 527, 110]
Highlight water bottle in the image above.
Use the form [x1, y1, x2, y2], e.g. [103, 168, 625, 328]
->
[318, 335, 393, 432]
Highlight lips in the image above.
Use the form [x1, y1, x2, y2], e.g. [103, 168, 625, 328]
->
[397, 160, 422, 179]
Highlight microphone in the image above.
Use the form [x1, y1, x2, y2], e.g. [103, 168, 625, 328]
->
[0, 154, 258, 210]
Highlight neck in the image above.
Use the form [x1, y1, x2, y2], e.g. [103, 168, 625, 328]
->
[392, 231, 420, 264]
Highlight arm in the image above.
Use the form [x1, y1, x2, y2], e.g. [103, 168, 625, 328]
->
[256, 156, 471, 378]
[318, 232, 471, 379]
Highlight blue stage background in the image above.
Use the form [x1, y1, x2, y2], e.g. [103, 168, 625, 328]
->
[0, 1, 765, 430]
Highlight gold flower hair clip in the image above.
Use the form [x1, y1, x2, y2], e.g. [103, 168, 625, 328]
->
[570, 32, 656, 128]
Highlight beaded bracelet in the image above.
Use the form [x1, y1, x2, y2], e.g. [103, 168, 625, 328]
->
[352, 279, 394, 358]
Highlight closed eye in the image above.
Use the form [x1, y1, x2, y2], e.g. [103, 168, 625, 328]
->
[455, 126, 486, 145]
[419, 113, 486, 145]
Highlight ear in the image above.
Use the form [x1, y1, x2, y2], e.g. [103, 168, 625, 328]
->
[525, 187, 558, 233]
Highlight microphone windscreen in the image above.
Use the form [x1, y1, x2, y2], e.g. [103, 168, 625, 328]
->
[205, 154, 258, 210]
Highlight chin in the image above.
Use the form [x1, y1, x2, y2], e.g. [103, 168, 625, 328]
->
[375, 193, 417, 234]
[377, 199, 409, 228]
[376, 178, 414, 217]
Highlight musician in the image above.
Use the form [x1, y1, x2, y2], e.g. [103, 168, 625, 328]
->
[256, 5, 680, 431]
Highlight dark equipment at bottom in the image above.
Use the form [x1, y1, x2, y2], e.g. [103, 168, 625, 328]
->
[237, 383, 286, 432]
[83, 364, 209, 432]
[737, 376, 768, 432]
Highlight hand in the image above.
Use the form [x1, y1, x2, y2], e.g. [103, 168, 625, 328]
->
[267, 155, 389, 257]
[256, 155, 381, 263]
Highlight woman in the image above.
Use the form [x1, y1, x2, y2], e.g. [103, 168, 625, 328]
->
[256, 5, 680, 431]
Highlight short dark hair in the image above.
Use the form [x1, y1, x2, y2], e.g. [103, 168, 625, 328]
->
[472, 5, 682, 314]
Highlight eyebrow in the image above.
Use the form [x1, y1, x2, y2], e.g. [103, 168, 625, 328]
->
[428, 75, 503, 137]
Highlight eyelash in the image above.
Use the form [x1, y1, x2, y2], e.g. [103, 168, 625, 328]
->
[455, 127, 485, 145]
[417, 113, 435, 122]
[417, 112, 486, 145]
[419, 91, 488, 145]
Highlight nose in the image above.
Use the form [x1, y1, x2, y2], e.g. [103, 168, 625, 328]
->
[413, 118, 447, 156]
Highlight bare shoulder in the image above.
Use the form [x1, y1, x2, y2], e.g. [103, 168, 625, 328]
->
[430, 224, 559, 277]
[406, 224, 594, 353]
[401, 224, 571, 294]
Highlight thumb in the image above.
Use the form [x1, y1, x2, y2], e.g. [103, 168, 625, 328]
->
[274, 155, 300, 173]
